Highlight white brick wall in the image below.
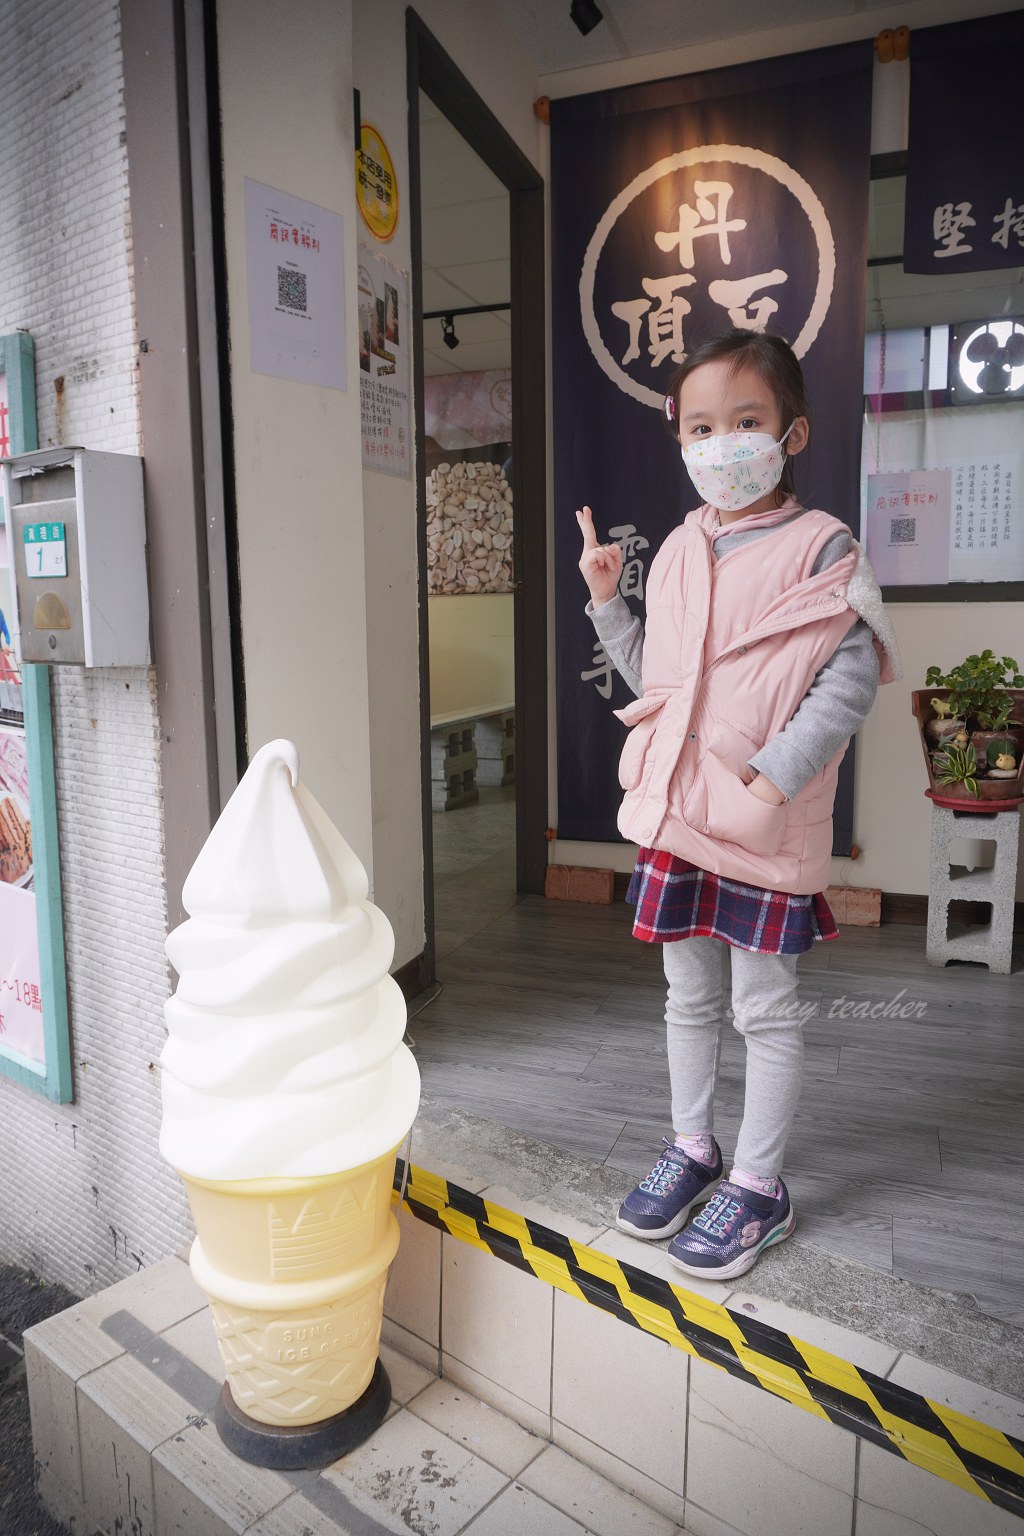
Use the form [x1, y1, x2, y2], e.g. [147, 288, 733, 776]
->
[0, 0, 191, 1292]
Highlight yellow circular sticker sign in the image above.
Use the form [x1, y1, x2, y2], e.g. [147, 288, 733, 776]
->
[356, 123, 398, 242]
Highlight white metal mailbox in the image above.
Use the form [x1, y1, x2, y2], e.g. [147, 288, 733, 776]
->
[1, 447, 149, 667]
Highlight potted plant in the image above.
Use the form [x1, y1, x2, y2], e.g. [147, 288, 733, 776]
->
[912, 651, 1024, 803]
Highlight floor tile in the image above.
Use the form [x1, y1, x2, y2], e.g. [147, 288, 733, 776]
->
[519, 1443, 679, 1536]
[475, 1184, 608, 1246]
[77, 1254, 208, 1335]
[884, 1352, 1024, 1440]
[406, 1378, 545, 1476]
[382, 1315, 440, 1374]
[322, 1406, 507, 1536]
[418, 812, 1024, 1330]
[441, 1353, 550, 1439]
[246, 1488, 371, 1536]
[724, 1291, 900, 1378]
[551, 1418, 686, 1525]
[592, 1225, 736, 1304]
[153, 1414, 292, 1536]
[380, 1339, 438, 1405]
[461, 1481, 589, 1534]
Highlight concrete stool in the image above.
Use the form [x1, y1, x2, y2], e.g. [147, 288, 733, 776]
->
[926, 804, 1020, 974]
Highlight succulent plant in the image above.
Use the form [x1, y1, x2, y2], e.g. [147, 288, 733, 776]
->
[932, 740, 980, 797]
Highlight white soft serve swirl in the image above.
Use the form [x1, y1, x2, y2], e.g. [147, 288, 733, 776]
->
[159, 740, 420, 1180]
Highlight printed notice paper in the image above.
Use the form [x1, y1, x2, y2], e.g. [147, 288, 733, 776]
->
[865, 470, 950, 585]
[245, 180, 346, 390]
[866, 459, 1023, 585]
[358, 245, 411, 477]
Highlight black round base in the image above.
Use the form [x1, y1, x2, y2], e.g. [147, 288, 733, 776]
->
[214, 1359, 391, 1469]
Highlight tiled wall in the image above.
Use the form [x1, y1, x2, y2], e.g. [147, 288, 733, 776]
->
[382, 1202, 1024, 1536]
[0, 0, 189, 1291]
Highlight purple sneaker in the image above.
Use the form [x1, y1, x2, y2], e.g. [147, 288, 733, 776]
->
[616, 1138, 723, 1240]
[667, 1178, 796, 1279]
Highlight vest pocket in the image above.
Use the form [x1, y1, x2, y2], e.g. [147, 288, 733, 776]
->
[701, 752, 787, 858]
[615, 694, 668, 791]
[618, 717, 657, 791]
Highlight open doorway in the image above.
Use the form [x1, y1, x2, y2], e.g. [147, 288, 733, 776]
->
[407, 13, 546, 990]
[418, 93, 516, 962]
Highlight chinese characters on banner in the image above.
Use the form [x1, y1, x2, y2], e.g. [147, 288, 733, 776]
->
[551, 41, 873, 845]
[0, 371, 44, 1065]
[358, 245, 411, 478]
[903, 12, 1024, 274]
[244, 179, 347, 389]
[866, 461, 1024, 586]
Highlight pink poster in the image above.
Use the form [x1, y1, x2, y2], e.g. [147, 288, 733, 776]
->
[0, 883, 43, 1063]
[0, 373, 44, 1065]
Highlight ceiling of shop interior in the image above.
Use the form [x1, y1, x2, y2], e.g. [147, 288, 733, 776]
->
[497, 0, 879, 73]
[419, 95, 511, 378]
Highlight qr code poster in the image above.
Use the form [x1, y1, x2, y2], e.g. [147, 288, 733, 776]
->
[865, 470, 950, 585]
[866, 460, 1024, 586]
[245, 179, 347, 390]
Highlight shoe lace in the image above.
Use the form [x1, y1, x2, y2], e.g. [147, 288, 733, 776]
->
[693, 1187, 743, 1238]
[639, 1141, 686, 1197]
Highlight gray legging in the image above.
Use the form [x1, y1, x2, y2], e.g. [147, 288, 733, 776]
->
[663, 935, 804, 1179]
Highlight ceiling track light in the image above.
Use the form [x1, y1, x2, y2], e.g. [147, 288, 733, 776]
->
[570, 0, 603, 36]
[441, 313, 459, 350]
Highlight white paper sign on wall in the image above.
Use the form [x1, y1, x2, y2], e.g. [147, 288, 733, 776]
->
[244, 179, 347, 391]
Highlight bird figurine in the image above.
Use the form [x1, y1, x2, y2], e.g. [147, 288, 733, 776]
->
[989, 751, 1019, 779]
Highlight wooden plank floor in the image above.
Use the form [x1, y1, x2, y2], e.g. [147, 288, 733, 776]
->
[419, 787, 1024, 1327]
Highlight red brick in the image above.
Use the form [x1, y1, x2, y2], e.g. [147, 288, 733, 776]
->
[831, 886, 881, 926]
[544, 864, 615, 904]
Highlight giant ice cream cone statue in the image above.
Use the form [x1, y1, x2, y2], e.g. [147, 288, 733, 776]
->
[159, 740, 420, 1464]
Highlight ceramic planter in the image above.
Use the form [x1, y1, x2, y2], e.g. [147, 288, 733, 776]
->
[911, 689, 1024, 803]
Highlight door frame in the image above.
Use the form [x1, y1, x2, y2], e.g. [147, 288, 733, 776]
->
[406, 9, 548, 989]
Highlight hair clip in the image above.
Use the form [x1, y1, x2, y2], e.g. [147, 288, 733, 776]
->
[663, 394, 676, 423]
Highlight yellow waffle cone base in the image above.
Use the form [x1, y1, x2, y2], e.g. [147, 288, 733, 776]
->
[179, 1149, 401, 1427]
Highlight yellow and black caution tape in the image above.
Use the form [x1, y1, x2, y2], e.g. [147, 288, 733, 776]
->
[394, 1161, 1024, 1520]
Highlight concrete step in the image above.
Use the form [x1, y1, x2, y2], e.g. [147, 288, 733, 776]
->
[24, 1255, 689, 1535]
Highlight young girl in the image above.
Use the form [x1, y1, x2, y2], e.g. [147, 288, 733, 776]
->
[576, 329, 899, 1281]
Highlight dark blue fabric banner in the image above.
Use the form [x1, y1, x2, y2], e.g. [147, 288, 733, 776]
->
[903, 10, 1024, 275]
[551, 41, 874, 847]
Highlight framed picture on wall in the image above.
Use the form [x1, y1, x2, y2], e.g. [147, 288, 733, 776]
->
[0, 332, 72, 1102]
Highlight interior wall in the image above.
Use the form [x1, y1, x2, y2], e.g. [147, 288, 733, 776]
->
[540, 0, 1024, 901]
[215, 0, 374, 876]
[353, 0, 540, 965]
[427, 595, 515, 717]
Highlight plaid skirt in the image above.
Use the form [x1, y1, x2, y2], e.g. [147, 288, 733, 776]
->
[626, 848, 839, 955]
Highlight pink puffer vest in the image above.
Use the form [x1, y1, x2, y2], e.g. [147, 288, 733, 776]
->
[615, 502, 864, 894]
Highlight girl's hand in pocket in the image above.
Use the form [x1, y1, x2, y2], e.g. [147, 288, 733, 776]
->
[746, 773, 786, 806]
[576, 504, 624, 608]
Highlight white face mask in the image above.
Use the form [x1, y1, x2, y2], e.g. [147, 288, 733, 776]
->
[681, 423, 795, 513]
